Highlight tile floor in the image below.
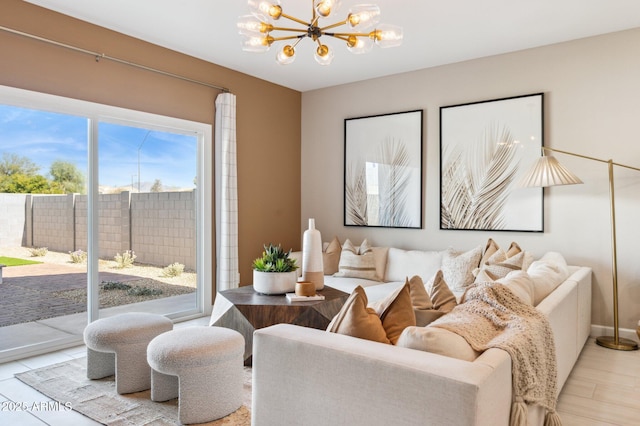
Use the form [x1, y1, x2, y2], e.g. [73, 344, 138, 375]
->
[1, 329, 639, 425]
[0, 316, 209, 425]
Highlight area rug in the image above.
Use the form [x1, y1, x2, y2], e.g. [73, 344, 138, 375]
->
[15, 357, 251, 425]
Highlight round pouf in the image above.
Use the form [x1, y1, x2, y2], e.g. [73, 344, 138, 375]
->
[147, 326, 245, 424]
[83, 312, 173, 394]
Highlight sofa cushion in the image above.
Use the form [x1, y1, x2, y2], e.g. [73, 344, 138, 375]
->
[384, 248, 443, 283]
[370, 282, 416, 344]
[326, 285, 390, 344]
[323, 236, 342, 275]
[442, 245, 483, 291]
[527, 252, 570, 306]
[396, 326, 481, 361]
[334, 239, 381, 281]
[497, 270, 535, 306]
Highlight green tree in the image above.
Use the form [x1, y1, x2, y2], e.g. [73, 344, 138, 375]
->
[150, 178, 163, 192]
[0, 153, 40, 176]
[49, 160, 85, 194]
[0, 173, 61, 194]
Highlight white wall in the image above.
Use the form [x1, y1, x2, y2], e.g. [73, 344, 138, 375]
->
[301, 28, 640, 331]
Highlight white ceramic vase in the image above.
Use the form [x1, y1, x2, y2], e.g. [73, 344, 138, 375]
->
[253, 270, 297, 295]
[302, 218, 324, 290]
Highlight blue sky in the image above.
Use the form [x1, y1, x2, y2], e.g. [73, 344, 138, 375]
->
[0, 104, 197, 190]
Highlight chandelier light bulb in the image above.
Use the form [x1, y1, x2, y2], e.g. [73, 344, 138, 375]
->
[371, 24, 403, 48]
[276, 45, 296, 64]
[347, 5, 380, 30]
[314, 44, 334, 65]
[248, 0, 282, 20]
[346, 35, 373, 54]
[242, 35, 274, 53]
[237, 15, 272, 36]
[314, 0, 342, 18]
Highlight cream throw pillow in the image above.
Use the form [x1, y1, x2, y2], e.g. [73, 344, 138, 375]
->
[322, 236, 341, 275]
[396, 326, 481, 361]
[527, 252, 570, 305]
[497, 270, 535, 306]
[334, 239, 380, 281]
[441, 245, 483, 291]
[326, 286, 390, 344]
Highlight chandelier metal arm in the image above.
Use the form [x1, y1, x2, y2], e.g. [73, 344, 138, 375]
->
[280, 12, 314, 27]
[271, 26, 309, 33]
[271, 34, 306, 42]
[319, 19, 349, 32]
[327, 31, 370, 37]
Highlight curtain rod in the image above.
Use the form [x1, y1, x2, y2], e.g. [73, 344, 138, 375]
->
[0, 25, 230, 93]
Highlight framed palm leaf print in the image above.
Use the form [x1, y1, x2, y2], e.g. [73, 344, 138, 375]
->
[344, 110, 423, 229]
[440, 93, 544, 232]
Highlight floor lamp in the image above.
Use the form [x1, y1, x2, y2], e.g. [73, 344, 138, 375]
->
[521, 147, 640, 351]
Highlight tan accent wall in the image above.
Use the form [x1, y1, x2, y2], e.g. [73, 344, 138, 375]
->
[0, 0, 302, 296]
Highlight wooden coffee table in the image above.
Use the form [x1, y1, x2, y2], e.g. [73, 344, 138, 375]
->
[210, 285, 349, 365]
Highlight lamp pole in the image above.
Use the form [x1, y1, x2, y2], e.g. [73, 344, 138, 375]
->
[537, 147, 640, 350]
[137, 130, 151, 192]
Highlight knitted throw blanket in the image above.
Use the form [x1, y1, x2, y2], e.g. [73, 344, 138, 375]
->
[430, 282, 562, 426]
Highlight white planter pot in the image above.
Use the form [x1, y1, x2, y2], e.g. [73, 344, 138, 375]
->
[253, 270, 297, 295]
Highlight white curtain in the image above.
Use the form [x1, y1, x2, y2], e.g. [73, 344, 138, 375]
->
[215, 92, 239, 291]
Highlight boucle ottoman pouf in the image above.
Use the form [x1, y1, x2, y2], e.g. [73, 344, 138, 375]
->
[147, 326, 244, 425]
[83, 312, 173, 394]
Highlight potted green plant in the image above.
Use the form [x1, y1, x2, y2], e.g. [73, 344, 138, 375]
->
[252, 243, 299, 295]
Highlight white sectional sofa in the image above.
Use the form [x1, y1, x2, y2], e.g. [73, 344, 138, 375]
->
[251, 243, 592, 426]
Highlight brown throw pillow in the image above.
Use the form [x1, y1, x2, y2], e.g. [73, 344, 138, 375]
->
[326, 286, 390, 344]
[475, 239, 526, 282]
[370, 282, 416, 344]
[322, 236, 341, 275]
[428, 270, 457, 313]
[407, 275, 433, 310]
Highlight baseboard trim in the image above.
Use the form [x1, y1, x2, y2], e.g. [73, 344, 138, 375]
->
[590, 324, 639, 343]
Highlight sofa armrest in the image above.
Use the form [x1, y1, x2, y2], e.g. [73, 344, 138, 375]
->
[252, 324, 512, 426]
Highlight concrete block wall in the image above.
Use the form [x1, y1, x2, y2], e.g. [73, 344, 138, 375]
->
[0, 193, 27, 247]
[0, 191, 195, 270]
[130, 191, 196, 270]
[32, 194, 75, 252]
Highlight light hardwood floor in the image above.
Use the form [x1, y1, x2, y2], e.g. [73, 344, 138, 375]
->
[0, 333, 638, 425]
[558, 338, 640, 425]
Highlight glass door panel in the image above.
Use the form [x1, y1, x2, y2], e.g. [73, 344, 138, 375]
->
[0, 104, 89, 357]
[96, 121, 199, 319]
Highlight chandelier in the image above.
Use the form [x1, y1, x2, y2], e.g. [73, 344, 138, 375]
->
[237, 0, 403, 65]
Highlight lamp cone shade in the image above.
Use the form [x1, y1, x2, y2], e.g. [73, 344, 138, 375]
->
[520, 155, 584, 188]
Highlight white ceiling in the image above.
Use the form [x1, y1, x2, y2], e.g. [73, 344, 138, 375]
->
[25, 0, 640, 92]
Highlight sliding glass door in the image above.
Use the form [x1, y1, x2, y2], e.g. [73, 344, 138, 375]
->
[0, 85, 212, 362]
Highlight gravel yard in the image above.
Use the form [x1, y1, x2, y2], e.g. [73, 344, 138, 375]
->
[0, 247, 196, 313]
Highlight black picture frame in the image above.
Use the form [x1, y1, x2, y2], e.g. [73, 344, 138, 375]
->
[440, 93, 544, 232]
[344, 109, 423, 229]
